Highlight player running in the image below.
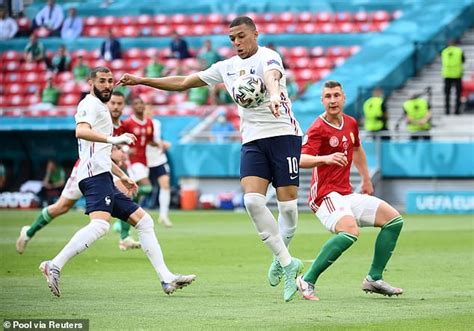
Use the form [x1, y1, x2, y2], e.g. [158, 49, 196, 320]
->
[39, 67, 195, 297]
[117, 16, 303, 302]
[296, 80, 403, 300]
[16, 92, 140, 253]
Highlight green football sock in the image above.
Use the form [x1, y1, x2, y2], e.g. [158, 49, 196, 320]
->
[304, 232, 358, 285]
[368, 216, 404, 281]
[120, 220, 131, 240]
[27, 207, 53, 238]
[134, 184, 152, 203]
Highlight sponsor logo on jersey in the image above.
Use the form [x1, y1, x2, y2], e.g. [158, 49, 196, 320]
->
[266, 59, 281, 66]
[329, 136, 339, 147]
[239, 70, 245, 76]
[226, 72, 236, 76]
[342, 135, 349, 150]
[250, 68, 256, 74]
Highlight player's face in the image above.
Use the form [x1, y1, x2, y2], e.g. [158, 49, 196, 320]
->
[321, 86, 346, 116]
[229, 24, 258, 59]
[132, 98, 145, 116]
[91, 71, 114, 103]
[108, 95, 125, 120]
[111, 146, 125, 166]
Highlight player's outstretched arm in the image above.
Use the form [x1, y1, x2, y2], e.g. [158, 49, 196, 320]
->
[300, 153, 348, 168]
[353, 146, 373, 195]
[264, 69, 284, 118]
[76, 123, 136, 145]
[117, 73, 207, 92]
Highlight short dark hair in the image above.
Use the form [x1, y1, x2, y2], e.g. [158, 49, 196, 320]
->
[229, 16, 256, 30]
[89, 66, 111, 79]
[323, 80, 343, 89]
[111, 91, 125, 98]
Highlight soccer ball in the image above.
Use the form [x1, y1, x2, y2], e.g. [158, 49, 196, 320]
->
[232, 74, 266, 108]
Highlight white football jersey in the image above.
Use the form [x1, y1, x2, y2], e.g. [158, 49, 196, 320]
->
[198, 46, 302, 144]
[146, 118, 168, 167]
[74, 94, 113, 182]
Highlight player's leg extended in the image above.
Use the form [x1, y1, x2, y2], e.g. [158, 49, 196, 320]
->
[242, 177, 302, 302]
[128, 207, 195, 294]
[135, 178, 152, 204]
[157, 173, 172, 227]
[300, 217, 358, 300]
[16, 196, 77, 254]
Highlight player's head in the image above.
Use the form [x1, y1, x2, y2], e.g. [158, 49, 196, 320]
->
[131, 97, 145, 116]
[373, 87, 383, 97]
[229, 16, 258, 59]
[111, 145, 126, 167]
[108, 91, 125, 120]
[321, 80, 346, 116]
[89, 66, 113, 103]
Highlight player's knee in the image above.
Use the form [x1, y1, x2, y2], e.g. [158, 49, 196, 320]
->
[91, 219, 110, 237]
[135, 212, 154, 231]
[277, 199, 298, 226]
[244, 193, 267, 215]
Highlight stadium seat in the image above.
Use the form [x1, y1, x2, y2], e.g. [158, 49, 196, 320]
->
[288, 47, 309, 59]
[119, 16, 137, 27]
[298, 12, 314, 23]
[2, 50, 19, 61]
[321, 23, 339, 33]
[170, 13, 189, 25]
[4, 61, 20, 72]
[310, 46, 325, 57]
[137, 14, 152, 26]
[153, 14, 170, 25]
[126, 59, 145, 70]
[58, 93, 82, 106]
[84, 16, 99, 27]
[205, 13, 224, 25]
[61, 81, 81, 94]
[260, 23, 285, 34]
[335, 12, 352, 23]
[101, 15, 118, 27]
[154, 25, 172, 36]
[4, 83, 24, 96]
[56, 71, 74, 83]
[354, 11, 369, 23]
[5, 73, 20, 83]
[277, 12, 295, 24]
[326, 46, 350, 58]
[372, 10, 391, 22]
[17, 17, 31, 32]
[311, 57, 333, 69]
[339, 22, 359, 33]
[123, 48, 144, 59]
[122, 26, 140, 37]
[218, 47, 234, 58]
[315, 12, 332, 23]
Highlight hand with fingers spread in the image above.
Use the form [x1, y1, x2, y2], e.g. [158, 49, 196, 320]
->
[324, 152, 348, 167]
[107, 133, 137, 145]
[116, 73, 141, 87]
[120, 175, 138, 196]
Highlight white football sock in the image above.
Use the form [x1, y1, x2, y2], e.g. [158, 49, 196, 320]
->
[52, 219, 110, 270]
[244, 193, 292, 266]
[159, 188, 170, 218]
[277, 199, 298, 248]
[135, 213, 175, 283]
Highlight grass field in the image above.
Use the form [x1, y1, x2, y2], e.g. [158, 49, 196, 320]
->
[1, 209, 473, 330]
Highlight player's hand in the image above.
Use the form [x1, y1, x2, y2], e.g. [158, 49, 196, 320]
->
[325, 152, 348, 167]
[268, 95, 287, 118]
[360, 179, 374, 195]
[116, 73, 142, 86]
[107, 133, 137, 145]
[120, 176, 138, 196]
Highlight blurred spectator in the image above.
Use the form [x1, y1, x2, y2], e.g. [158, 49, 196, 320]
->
[73, 55, 90, 82]
[24, 33, 45, 63]
[39, 159, 65, 206]
[363, 87, 388, 139]
[144, 53, 165, 78]
[198, 40, 221, 68]
[0, 7, 18, 40]
[170, 32, 190, 59]
[100, 28, 122, 61]
[403, 93, 432, 140]
[0, 162, 6, 192]
[41, 77, 60, 106]
[188, 86, 209, 106]
[32, 0, 64, 37]
[211, 113, 236, 143]
[442, 40, 465, 115]
[50, 44, 71, 73]
[286, 73, 299, 101]
[61, 7, 82, 41]
[215, 84, 233, 104]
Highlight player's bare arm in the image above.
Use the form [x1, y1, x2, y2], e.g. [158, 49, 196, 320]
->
[300, 152, 348, 168]
[352, 146, 374, 195]
[117, 73, 206, 92]
[264, 69, 284, 118]
[76, 122, 137, 145]
[111, 161, 138, 196]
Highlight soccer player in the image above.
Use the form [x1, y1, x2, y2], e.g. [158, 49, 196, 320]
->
[121, 97, 154, 203]
[296, 80, 404, 300]
[39, 67, 195, 297]
[16, 92, 140, 253]
[145, 107, 173, 227]
[117, 16, 303, 302]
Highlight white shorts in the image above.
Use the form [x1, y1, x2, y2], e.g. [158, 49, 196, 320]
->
[128, 162, 150, 182]
[315, 192, 383, 233]
[60, 175, 82, 201]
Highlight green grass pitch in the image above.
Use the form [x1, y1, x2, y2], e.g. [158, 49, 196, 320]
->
[1, 209, 473, 330]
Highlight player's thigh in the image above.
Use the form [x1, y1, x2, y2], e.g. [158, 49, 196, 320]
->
[60, 176, 82, 201]
[348, 193, 387, 228]
[374, 201, 400, 227]
[111, 186, 139, 225]
[128, 162, 150, 182]
[240, 140, 272, 183]
[269, 135, 302, 188]
[78, 172, 115, 218]
[315, 192, 355, 233]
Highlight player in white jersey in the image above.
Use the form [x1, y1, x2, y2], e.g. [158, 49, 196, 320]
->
[118, 16, 303, 302]
[16, 93, 140, 253]
[39, 67, 196, 298]
[145, 108, 173, 227]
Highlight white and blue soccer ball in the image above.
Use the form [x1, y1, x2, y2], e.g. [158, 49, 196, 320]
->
[232, 74, 266, 108]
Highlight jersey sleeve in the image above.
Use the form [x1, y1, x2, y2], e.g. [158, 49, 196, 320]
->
[261, 49, 285, 76]
[353, 123, 361, 147]
[75, 101, 97, 126]
[197, 61, 224, 87]
[301, 123, 322, 156]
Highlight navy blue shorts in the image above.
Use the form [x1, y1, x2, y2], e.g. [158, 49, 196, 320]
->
[149, 163, 170, 183]
[78, 172, 139, 221]
[240, 135, 302, 188]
